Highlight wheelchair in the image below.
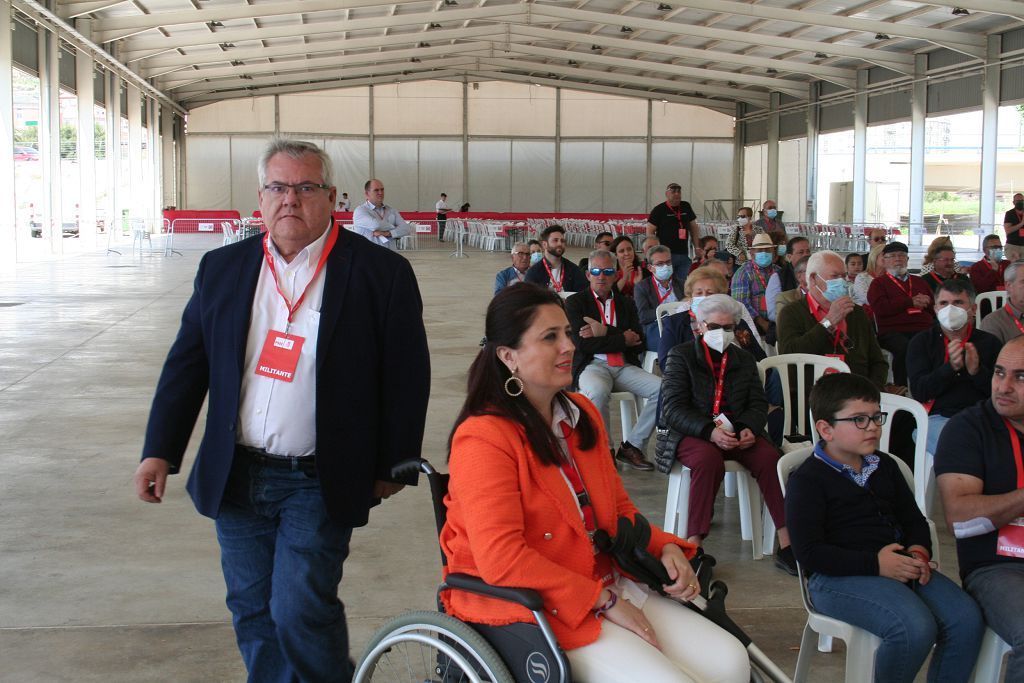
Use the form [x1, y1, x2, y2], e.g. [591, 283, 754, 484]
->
[353, 458, 570, 682]
[352, 459, 791, 683]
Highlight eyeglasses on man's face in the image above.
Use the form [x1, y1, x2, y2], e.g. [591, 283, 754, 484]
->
[263, 182, 331, 196]
[831, 412, 888, 429]
[589, 267, 617, 276]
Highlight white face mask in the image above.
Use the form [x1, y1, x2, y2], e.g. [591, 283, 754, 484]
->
[703, 328, 734, 353]
[736, 216, 750, 227]
[937, 305, 969, 331]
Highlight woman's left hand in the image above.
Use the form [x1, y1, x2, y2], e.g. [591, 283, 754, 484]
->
[661, 544, 700, 602]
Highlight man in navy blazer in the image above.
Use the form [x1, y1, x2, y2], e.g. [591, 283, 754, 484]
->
[134, 139, 430, 682]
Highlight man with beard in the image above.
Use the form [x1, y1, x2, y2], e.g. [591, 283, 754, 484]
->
[867, 242, 934, 386]
[524, 224, 588, 294]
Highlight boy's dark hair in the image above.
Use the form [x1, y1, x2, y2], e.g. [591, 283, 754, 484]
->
[937, 278, 976, 301]
[844, 252, 864, 267]
[540, 225, 565, 241]
[809, 373, 880, 425]
[700, 235, 718, 248]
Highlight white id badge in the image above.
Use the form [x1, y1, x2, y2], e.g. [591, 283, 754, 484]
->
[713, 413, 735, 434]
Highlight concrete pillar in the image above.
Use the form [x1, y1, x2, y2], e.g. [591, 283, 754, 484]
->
[149, 98, 161, 221]
[39, 22, 61, 253]
[733, 103, 745, 212]
[556, 87, 563, 212]
[980, 34, 1001, 228]
[106, 73, 120, 239]
[853, 69, 868, 224]
[368, 84, 374, 177]
[161, 106, 175, 208]
[910, 54, 927, 234]
[462, 81, 469, 208]
[273, 94, 280, 136]
[644, 98, 652, 213]
[766, 93, 780, 203]
[125, 84, 142, 219]
[75, 20, 96, 246]
[805, 83, 820, 223]
[0, 1, 16, 271]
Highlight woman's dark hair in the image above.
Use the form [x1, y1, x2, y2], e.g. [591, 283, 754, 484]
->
[809, 372, 880, 425]
[448, 283, 597, 466]
[610, 235, 641, 270]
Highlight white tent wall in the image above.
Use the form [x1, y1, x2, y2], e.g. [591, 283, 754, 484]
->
[777, 138, 808, 225]
[743, 144, 769, 210]
[183, 80, 734, 216]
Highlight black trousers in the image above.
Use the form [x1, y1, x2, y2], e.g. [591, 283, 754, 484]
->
[437, 213, 447, 241]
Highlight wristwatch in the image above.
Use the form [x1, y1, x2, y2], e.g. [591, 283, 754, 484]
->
[820, 318, 833, 330]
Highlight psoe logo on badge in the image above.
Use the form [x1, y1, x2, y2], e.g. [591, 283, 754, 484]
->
[526, 651, 550, 683]
[273, 336, 295, 351]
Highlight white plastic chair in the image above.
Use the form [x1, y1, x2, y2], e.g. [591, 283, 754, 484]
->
[971, 627, 1011, 683]
[879, 393, 932, 516]
[757, 354, 851, 445]
[976, 291, 1007, 327]
[221, 221, 238, 246]
[610, 392, 638, 443]
[131, 218, 153, 255]
[778, 446, 882, 682]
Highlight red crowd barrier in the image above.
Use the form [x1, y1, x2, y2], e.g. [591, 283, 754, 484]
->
[164, 210, 242, 234]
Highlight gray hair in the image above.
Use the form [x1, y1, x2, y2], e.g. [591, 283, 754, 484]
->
[805, 250, 843, 282]
[588, 249, 614, 270]
[694, 293, 742, 324]
[257, 138, 334, 189]
[646, 244, 671, 261]
[510, 241, 528, 254]
[1007, 260, 1024, 285]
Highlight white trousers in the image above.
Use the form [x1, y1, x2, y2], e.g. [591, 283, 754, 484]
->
[566, 591, 750, 683]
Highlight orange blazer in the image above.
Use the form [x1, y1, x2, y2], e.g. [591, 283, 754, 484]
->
[439, 393, 694, 650]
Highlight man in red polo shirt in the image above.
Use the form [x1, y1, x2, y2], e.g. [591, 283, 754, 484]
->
[969, 233, 1009, 295]
[867, 241, 934, 386]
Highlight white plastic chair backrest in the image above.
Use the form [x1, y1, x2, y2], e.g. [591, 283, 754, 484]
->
[558, 291, 575, 300]
[777, 446, 819, 614]
[879, 392, 930, 515]
[656, 301, 687, 334]
[758, 354, 851, 442]
[976, 291, 1007, 327]
[221, 221, 237, 239]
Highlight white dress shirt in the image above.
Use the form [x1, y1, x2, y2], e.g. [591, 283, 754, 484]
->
[435, 199, 450, 213]
[592, 294, 616, 364]
[352, 200, 412, 250]
[237, 224, 332, 457]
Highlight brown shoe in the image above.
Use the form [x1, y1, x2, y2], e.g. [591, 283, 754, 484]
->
[615, 442, 654, 471]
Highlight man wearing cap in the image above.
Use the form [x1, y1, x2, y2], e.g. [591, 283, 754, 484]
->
[646, 182, 700, 275]
[730, 233, 777, 336]
[981, 260, 1024, 345]
[867, 241, 934, 386]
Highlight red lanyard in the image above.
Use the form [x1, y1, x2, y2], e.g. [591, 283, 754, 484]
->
[1005, 306, 1024, 336]
[592, 290, 616, 326]
[558, 422, 597, 532]
[887, 273, 915, 300]
[670, 204, 686, 228]
[543, 258, 564, 292]
[752, 266, 769, 311]
[702, 339, 730, 416]
[807, 294, 846, 352]
[655, 280, 675, 304]
[262, 225, 338, 324]
[1003, 419, 1024, 489]
[942, 324, 973, 363]
[930, 272, 946, 286]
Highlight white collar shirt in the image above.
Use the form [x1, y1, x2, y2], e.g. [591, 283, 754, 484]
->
[591, 292, 616, 364]
[655, 279, 678, 304]
[237, 223, 332, 457]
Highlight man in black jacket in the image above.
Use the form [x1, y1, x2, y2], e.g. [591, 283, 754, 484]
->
[566, 250, 660, 470]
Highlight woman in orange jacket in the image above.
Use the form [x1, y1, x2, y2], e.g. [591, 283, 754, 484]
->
[440, 283, 749, 683]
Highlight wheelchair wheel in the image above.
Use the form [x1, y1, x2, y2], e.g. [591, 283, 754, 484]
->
[354, 610, 515, 683]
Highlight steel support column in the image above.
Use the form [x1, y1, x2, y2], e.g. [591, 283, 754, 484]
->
[853, 70, 868, 224]
[980, 34, 1001, 227]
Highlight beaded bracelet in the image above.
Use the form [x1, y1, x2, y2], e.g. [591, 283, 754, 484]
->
[594, 590, 618, 618]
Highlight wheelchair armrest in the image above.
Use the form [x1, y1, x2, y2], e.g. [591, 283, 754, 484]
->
[444, 573, 544, 612]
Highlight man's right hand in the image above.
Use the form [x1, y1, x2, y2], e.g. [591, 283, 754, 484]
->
[877, 543, 925, 583]
[825, 296, 855, 325]
[710, 428, 739, 450]
[135, 457, 170, 503]
[912, 293, 931, 310]
[948, 338, 965, 371]
[622, 330, 642, 347]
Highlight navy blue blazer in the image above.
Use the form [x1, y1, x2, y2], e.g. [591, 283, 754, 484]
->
[141, 226, 431, 528]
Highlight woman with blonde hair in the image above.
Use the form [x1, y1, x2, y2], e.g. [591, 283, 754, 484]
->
[851, 244, 885, 307]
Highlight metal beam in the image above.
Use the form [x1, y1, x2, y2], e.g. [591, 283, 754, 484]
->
[60, 0, 130, 19]
[138, 25, 503, 73]
[475, 56, 772, 105]
[498, 41, 806, 97]
[509, 24, 858, 87]
[156, 41, 495, 86]
[530, 5, 916, 69]
[104, 5, 524, 47]
[907, 0, 1024, 22]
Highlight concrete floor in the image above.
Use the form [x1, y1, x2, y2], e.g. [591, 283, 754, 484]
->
[0, 245, 959, 682]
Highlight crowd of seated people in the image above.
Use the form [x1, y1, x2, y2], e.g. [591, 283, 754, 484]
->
[473, 209, 1024, 681]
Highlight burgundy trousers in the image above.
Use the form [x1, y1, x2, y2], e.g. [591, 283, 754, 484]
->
[674, 435, 785, 540]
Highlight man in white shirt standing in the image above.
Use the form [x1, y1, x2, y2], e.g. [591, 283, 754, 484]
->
[352, 178, 413, 251]
[435, 192, 451, 242]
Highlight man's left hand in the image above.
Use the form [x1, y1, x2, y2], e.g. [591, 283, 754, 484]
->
[737, 428, 756, 449]
[964, 342, 980, 376]
[373, 481, 405, 499]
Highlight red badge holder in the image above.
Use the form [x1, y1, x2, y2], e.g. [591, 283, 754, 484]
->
[255, 330, 305, 382]
[997, 519, 1024, 559]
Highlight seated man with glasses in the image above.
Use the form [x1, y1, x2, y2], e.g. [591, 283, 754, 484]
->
[494, 242, 532, 295]
[578, 232, 614, 269]
[352, 178, 413, 251]
[787, 372, 983, 683]
[566, 250, 660, 471]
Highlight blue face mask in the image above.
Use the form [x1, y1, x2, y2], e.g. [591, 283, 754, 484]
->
[654, 264, 673, 281]
[766, 209, 778, 219]
[820, 277, 850, 302]
[690, 296, 706, 314]
[753, 252, 773, 268]
[530, 252, 543, 265]
[990, 248, 1005, 261]
[776, 245, 787, 256]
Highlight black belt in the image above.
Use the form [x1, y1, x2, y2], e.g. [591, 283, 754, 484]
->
[236, 445, 316, 474]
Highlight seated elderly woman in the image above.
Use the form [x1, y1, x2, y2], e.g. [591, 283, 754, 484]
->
[440, 284, 749, 683]
[659, 293, 796, 575]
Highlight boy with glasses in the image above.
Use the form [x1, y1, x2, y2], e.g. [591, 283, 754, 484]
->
[786, 372, 983, 683]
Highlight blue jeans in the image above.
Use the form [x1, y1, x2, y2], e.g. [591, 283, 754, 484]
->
[216, 457, 354, 683]
[808, 571, 982, 682]
[964, 563, 1024, 682]
[671, 252, 691, 276]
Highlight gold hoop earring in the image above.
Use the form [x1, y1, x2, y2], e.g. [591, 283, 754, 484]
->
[504, 374, 524, 397]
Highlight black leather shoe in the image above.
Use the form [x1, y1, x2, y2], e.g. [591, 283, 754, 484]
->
[775, 546, 798, 576]
[615, 443, 654, 471]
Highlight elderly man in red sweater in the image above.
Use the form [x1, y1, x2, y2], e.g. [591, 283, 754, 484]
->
[867, 241, 934, 386]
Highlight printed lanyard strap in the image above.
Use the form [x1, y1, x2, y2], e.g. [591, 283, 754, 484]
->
[1005, 306, 1024, 336]
[543, 258, 564, 292]
[262, 225, 338, 324]
[1002, 418, 1024, 489]
[702, 340, 729, 416]
[558, 422, 597, 532]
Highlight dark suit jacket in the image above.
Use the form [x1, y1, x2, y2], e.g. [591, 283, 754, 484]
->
[565, 289, 643, 385]
[524, 257, 589, 293]
[633, 276, 686, 327]
[141, 226, 431, 528]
